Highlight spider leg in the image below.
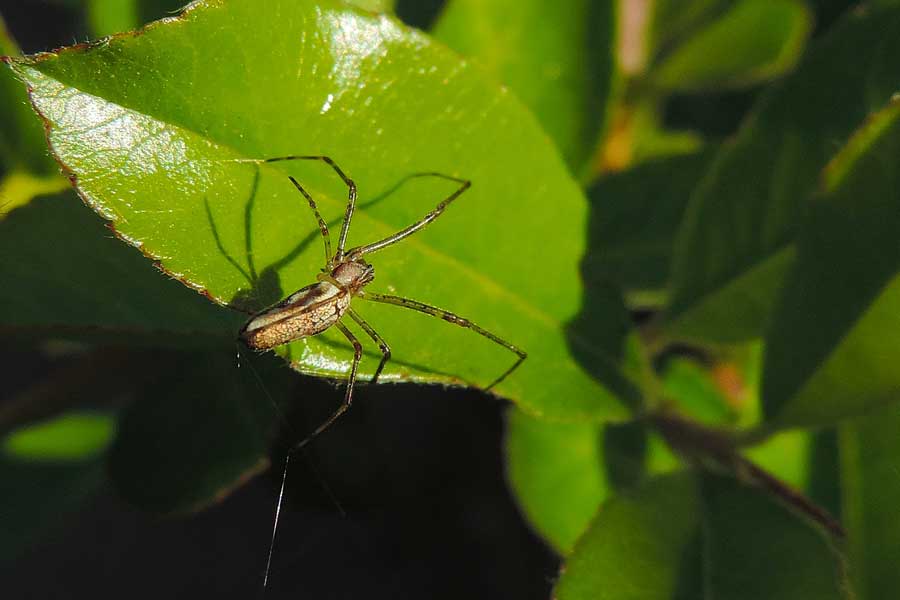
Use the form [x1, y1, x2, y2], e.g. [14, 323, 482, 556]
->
[289, 320, 362, 453]
[347, 308, 391, 384]
[358, 291, 526, 390]
[253, 155, 357, 261]
[346, 173, 470, 259]
[286, 176, 332, 266]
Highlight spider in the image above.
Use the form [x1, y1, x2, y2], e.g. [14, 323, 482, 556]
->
[231, 156, 526, 591]
[237, 155, 527, 451]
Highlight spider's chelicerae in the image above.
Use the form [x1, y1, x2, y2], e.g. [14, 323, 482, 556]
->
[238, 155, 527, 450]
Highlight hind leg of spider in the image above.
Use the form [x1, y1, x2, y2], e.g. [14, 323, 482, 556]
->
[347, 308, 391, 384]
[358, 292, 526, 390]
[289, 320, 362, 453]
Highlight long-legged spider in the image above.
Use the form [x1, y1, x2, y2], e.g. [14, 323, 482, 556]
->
[238, 155, 527, 449]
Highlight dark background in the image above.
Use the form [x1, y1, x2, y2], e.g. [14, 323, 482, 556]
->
[0, 1, 557, 598]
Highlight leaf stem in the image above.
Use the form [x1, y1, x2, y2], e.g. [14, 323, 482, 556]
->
[649, 410, 845, 538]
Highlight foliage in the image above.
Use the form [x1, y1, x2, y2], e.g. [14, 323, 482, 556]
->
[2, 0, 899, 598]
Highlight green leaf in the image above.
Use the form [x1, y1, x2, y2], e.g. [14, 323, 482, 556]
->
[86, 0, 140, 37]
[0, 168, 69, 216]
[762, 98, 900, 428]
[648, 0, 731, 55]
[8, 0, 630, 422]
[0, 14, 57, 176]
[3, 411, 115, 461]
[743, 429, 812, 491]
[0, 193, 237, 341]
[662, 357, 735, 425]
[840, 403, 900, 599]
[432, 0, 618, 173]
[665, 6, 900, 343]
[650, 0, 812, 92]
[0, 454, 104, 562]
[555, 472, 849, 599]
[584, 146, 717, 304]
[504, 408, 606, 554]
[108, 349, 288, 514]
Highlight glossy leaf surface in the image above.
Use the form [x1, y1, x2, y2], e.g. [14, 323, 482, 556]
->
[762, 98, 900, 428]
[9, 0, 630, 421]
[665, 7, 900, 342]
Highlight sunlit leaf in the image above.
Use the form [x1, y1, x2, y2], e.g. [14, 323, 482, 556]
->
[762, 98, 900, 428]
[7, 0, 633, 421]
[665, 6, 900, 342]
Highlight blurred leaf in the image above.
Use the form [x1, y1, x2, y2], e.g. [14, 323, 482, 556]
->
[840, 403, 900, 599]
[0, 14, 57, 176]
[108, 349, 291, 514]
[555, 471, 849, 599]
[505, 408, 606, 554]
[743, 429, 811, 490]
[0, 454, 104, 562]
[432, 0, 618, 173]
[650, 0, 812, 92]
[584, 146, 716, 303]
[3, 411, 115, 461]
[349, 0, 396, 12]
[8, 0, 631, 422]
[0, 168, 69, 215]
[0, 193, 237, 342]
[665, 6, 900, 343]
[85, 0, 139, 36]
[662, 357, 735, 425]
[762, 98, 900, 428]
[648, 0, 730, 55]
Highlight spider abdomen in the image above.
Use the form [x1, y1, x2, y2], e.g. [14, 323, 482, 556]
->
[240, 281, 350, 350]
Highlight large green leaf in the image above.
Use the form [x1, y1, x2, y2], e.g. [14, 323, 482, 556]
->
[840, 404, 900, 599]
[7, 0, 631, 422]
[0, 193, 235, 341]
[432, 0, 617, 174]
[0, 410, 113, 561]
[649, 0, 811, 92]
[504, 408, 606, 555]
[109, 348, 290, 514]
[555, 472, 849, 599]
[762, 98, 900, 428]
[665, 6, 900, 343]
